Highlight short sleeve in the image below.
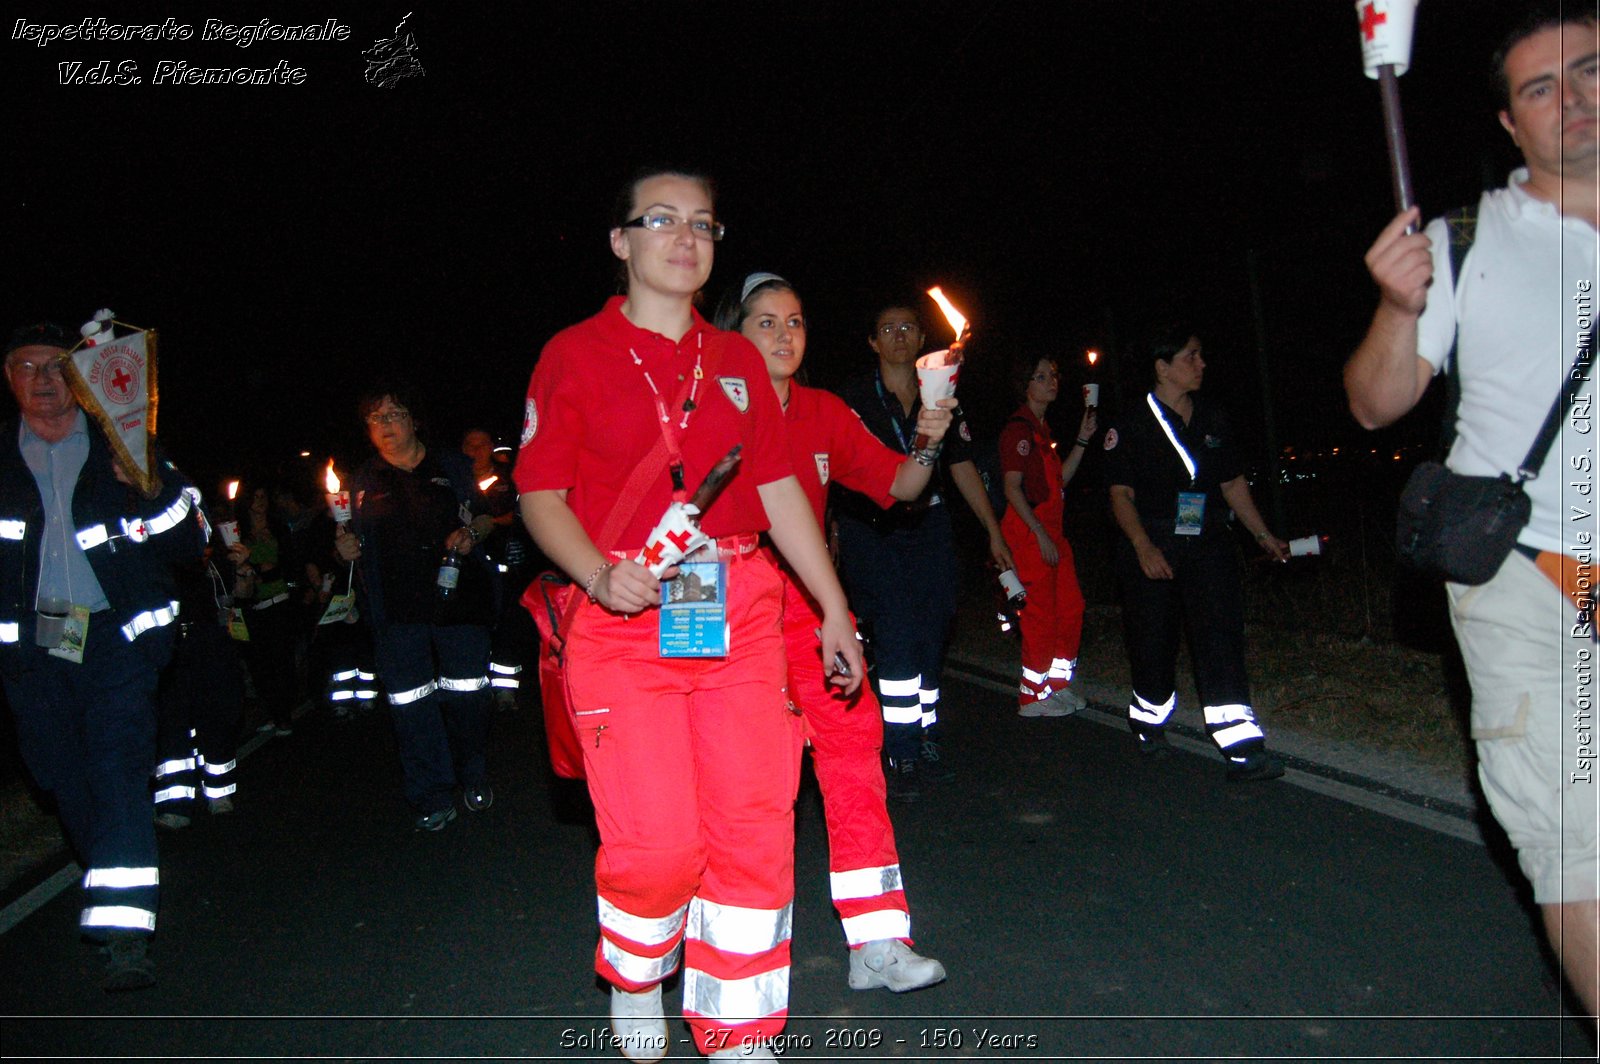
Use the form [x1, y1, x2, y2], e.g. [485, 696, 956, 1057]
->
[513, 339, 581, 494]
[998, 418, 1031, 475]
[1415, 213, 1457, 374]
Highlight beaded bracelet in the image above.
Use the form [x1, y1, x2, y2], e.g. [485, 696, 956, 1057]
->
[583, 561, 613, 602]
[1074, 437, 1091, 448]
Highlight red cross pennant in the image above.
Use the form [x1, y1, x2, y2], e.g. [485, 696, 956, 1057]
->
[1359, 2, 1386, 42]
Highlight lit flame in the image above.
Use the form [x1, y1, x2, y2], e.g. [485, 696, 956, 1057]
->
[1087, 350, 1100, 366]
[324, 462, 341, 494]
[225, 479, 239, 501]
[478, 475, 499, 492]
[925, 286, 968, 341]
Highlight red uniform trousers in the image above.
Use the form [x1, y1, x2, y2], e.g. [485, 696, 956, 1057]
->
[780, 578, 913, 948]
[564, 547, 803, 1054]
[1001, 496, 1085, 707]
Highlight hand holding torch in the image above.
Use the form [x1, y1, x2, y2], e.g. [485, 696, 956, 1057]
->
[914, 287, 971, 461]
[635, 446, 742, 579]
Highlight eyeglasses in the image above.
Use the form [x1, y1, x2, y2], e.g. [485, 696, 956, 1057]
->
[366, 409, 411, 426]
[1030, 370, 1060, 383]
[620, 213, 726, 242]
[876, 322, 920, 338]
[6, 358, 66, 380]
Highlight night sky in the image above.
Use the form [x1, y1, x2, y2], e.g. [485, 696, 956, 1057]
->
[3, 1, 1523, 493]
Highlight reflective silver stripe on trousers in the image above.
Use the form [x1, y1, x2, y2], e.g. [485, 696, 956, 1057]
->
[330, 669, 360, 682]
[388, 680, 437, 706]
[1129, 691, 1176, 725]
[437, 675, 489, 692]
[155, 757, 196, 777]
[202, 782, 238, 798]
[684, 897, 792, 955]
[83, 866, 160, 889]
[489, 662, 523, 675]
[0, 621, 17, 643]
[601, 939, 683, 985]
[153, 785, 195, 803]
[840, 908, 911, 945]
[598, 897, 687, 948]
[81, 906, 156, 931]
[0, 519, 24, 540]
[829, 864, 904, 902]
[681, 965, 789, 1023]
[203, 759, 237, 775]
[1049, 656, 1076, 682]
[121, 601, 181, 642]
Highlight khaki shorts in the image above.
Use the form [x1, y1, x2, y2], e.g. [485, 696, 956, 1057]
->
[1449, 551, 1598, 904]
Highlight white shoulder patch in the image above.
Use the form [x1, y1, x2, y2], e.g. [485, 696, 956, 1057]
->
[521, 398, 538, 446]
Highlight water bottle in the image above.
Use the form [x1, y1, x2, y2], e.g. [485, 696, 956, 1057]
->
[436, 547, 461, 599]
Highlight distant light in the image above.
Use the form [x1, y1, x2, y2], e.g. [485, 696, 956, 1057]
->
[298, 451, 311, 458]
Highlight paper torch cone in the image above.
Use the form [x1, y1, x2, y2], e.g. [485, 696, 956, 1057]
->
[1356, 0, 1418, 79]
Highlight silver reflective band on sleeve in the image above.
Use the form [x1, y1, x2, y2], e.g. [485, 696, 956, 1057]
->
[1129, 691, 1176, 726]
[681, 966, 789, 1024]
[840, 909, 911, 946]
[329, 690, 356, 701]
[684, 898, 792, 955]
[829, 864, 904, 902]
[601, 938, 683, 985]
[124, 490, 195, 542]
[353, 689, 378, 700]
[76, 524, 110, 549]
[330, 669, 360, 682]
[388, 680, 437, 706]
[0, 621, 18, 643]
[81, 906, 156, 932]
[490, 677, 520, 689]
[598, 897, 687, 948]
[438, 675, 489, 692]
[83, 866, 160, 889]
[120, 601, 181, 642]
[0, 519, 24, 540]
[489, 662, 523, 675]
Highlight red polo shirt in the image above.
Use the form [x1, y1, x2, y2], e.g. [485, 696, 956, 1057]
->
[998, 404, 1061, 509]
[514, 297, 791, 548]
[784, 383, 900, 525]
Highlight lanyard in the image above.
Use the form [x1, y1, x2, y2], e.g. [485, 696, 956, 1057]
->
[874, 371, 915, 454]
[630, 333, 705, 501]
[1145, 393, 1197, 486]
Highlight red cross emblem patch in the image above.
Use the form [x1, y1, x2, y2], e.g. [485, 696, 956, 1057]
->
[719, 377, 749, 413]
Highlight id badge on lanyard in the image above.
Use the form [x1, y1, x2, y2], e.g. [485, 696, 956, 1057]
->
[46, 605, 92, 663]
[1146, 394, 1206, 537]
[659, 554, 729, 657]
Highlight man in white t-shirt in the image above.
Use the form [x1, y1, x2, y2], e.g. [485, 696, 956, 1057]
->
[1345, 5, 1599, 1022]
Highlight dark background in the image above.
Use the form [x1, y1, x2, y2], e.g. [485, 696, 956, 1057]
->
[2, 1, 1525, 493]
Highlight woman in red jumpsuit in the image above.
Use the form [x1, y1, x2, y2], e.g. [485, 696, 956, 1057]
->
[997, 355, 1096, 717]
[515, 170, 862, 1064]
[714, 272, 949, 995]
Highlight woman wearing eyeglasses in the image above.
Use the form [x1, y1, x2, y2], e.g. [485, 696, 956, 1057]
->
[515, 169, 863, 1063]
[832, 301, 1013, 802]
[997, 355, 1096, 718]
[713, 272, 950, 997]
[332, 383, 497, 831]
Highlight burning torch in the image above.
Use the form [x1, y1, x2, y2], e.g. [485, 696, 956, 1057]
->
[1355, 0, 1420, 230]
[324, 462, 352, 525]
[635, 446, 743, 579]
[913, 286, 971, 461]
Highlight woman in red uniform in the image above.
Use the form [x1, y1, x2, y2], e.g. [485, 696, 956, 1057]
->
[997, 355, 1096, 717]
[515, 170, 862, 1064]
[714, 272, 949, 994]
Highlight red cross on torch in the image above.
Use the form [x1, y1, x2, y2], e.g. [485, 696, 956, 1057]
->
[1353, 0, 1419, 230]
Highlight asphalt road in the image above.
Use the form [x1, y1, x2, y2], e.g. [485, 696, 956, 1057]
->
[1, 650, 1595, 1063]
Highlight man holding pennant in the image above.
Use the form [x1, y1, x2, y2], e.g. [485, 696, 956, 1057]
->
[0, 319, 205, 990]
[1345, 3, 1600, 1022]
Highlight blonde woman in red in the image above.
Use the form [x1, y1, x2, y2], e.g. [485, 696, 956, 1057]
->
[715, 272, 949, 995]
[997, 355, 1095, 716]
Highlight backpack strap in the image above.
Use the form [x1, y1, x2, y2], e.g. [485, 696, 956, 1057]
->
[1436, 206, 1477, 456]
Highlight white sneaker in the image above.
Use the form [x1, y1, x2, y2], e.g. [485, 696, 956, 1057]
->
[1047, 686, 1087, 714]
[609, 985, 668, 1063]
[1017, 699, 1070, 718]
[708, 1045, 778, 1061]
[848, 939, 948, 992]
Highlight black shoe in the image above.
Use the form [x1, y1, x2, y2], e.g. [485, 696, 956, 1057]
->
[102, 933, 155, 992]
[415, 806, 458, 831]
[885, 759, 921, 804]
[1226, 751, 1285, 783]
[1135, 730, 1172, 760]
[918, 739, 954, 782]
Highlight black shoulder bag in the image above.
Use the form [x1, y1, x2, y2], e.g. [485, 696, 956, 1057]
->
[1395, 209, 1595, 584]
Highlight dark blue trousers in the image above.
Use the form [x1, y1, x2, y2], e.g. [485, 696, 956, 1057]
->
[372, 621, 492, 814]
